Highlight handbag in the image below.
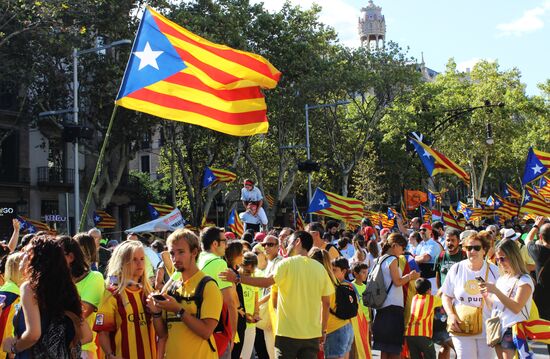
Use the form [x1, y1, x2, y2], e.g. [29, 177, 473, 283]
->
[485, 277, 520, 347]
[448, 262, 490, 336]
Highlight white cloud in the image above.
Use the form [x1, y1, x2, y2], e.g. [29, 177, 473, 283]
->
[496, 0, 550, 37]
[456, 58, 495, 72]
[252, 0, 361, 47]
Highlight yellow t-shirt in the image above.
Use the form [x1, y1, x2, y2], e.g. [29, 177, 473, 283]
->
[0, 281, 20, 348]
[93, 287, 156, 359]
[273, 256, 334, 339]
[164, 270, 223, 359]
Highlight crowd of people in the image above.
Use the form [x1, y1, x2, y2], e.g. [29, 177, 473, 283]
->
[0, 210, 548, 359]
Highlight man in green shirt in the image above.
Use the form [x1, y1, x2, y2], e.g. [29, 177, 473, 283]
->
[198, 227, 238, 359]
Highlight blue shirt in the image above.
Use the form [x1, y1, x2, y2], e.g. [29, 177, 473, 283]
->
[414, 238, 442, 264]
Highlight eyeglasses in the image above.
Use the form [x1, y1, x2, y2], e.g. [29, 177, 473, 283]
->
[496, 256, 507, 263]
[263, 242, 278, 247]
[465, 245, 482, 252]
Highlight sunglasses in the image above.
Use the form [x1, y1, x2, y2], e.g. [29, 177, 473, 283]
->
[465, 245, 482, 252]
[496, 256, 507, 263]
[263, 242, 278, 247]
[420, 229, 427, 232]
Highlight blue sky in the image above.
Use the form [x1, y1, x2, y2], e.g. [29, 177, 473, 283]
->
[255, 0, 550, 96]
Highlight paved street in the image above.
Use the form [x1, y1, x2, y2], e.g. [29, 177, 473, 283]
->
[372, 341, 549, 358]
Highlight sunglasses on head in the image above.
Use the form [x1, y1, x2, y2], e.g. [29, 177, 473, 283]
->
[465, 245, 482, 252]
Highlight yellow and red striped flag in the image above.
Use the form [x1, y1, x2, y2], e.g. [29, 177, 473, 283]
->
[16, 216, 52, 234]
[307, 188, 364, 221]
[116, 7, 281, 136]
[147, 202, 175, 219]
[227, 208, 244, 237]
[410, 138, 470, 184]
[265, 194, 275, 208]
[503, 183, 521, 200]
[293, 200, 305, 231]
[203, 166, 237, 188]
[93, 210, 116, 229]
[520, 187, 550, 217]
[494, 195, 519, 219]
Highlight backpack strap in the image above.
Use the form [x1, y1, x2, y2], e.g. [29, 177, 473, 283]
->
[377, 254, 397, 294]
[191, 276, 218, 353]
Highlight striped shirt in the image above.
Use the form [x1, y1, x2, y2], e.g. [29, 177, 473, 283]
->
[93, 288, 156, 359]
[405, 294, 442, 337]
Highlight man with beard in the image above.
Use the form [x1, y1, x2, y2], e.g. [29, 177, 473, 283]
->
[149, 229, 223, 359]
[432, 229, 466, 359]
[219, 231, 334, 358]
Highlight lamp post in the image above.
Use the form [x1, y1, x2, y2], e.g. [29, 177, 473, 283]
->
[304, 100, 350, 221]
[72, 39, 131, 232]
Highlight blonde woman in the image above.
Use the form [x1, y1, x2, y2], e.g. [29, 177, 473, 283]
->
[0, 253, 25, 346]
[93, 240, 156, 359]
[479, 239, 534, 359]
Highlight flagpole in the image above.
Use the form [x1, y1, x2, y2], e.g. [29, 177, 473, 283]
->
[79, 105, 119, 231]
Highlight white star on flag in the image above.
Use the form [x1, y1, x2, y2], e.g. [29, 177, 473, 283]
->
[525, 194, 531, 201]
[422, 150, 431, 158]
[134, 42, 164, 70]
[319, 198, 328, 207]
[207, 176, 213, 183]
[531, 164, 543, 175]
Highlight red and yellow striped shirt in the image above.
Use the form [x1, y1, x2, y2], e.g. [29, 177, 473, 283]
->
[93, 288, 156, 359]
[405, 294, 442, 338]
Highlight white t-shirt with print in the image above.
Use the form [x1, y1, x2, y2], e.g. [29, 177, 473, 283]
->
[491, 274, 533, 332]
[440, 260, 499, 337]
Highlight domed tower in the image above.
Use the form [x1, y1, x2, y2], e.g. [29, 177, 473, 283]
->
[358, 0, 386, 50]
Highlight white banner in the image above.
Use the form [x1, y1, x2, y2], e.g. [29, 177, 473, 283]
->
[124, 208, 185, 233]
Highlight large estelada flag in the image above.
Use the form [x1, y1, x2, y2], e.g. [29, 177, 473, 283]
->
[521, 147, 550, 186]
[116, 7, 281, 136]
[307, 188, 364, 221]
[93, 210, 116, 229]
[410, 137, 470, 184]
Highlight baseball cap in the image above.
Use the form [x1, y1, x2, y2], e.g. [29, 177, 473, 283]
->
[420, 223, 432, 231]
[380, 228, 391, 236]
[254, 232, 267, 242]
[224, 232, 236, 240]
[363, 226, 376, 239]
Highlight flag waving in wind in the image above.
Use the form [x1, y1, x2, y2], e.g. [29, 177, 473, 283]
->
[521, 147, 550, 186]
[227, 208, 244, 237]
[147, 202, 175, 219]
[202, 166, 237, 188]
[410, 137, 470, 184]
[116, 7, 281, 136]
[307, 188, 364, 221]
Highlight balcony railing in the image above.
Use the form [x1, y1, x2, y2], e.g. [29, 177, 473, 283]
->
[0, 167, 30, 184]
[37, 167, 82, 186]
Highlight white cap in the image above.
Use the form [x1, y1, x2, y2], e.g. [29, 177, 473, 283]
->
[503, 228, 520, 241]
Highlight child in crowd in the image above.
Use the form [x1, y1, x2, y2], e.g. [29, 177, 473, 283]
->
[404, 278, 442, 359]
[351, 262, 370, 323]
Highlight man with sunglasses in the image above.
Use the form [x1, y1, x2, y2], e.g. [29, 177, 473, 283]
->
[414, 223, 442, 290]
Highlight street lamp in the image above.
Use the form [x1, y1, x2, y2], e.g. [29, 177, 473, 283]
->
[72, 39, 131, 232]
[304, 100, 351, 221]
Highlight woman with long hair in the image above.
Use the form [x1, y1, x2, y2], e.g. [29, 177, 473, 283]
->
[74, 233, 98, 271]
[480, 239, 534, 359]
[372, 233, 420, 359]
[93, 240, 156, 359]
[0, 253, 25, 350]
[225, 241, 246, 359]
[2, 236, 91, 358]
[441, 233, 499, 359]
[56, 235, 105, 359]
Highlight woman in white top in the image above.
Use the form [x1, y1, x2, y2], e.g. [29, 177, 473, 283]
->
[372, 233, 420, 359]
[441, 233, 499, 359]
[479, 239, 533, 359]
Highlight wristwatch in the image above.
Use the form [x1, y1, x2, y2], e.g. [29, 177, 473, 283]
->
[176, 307, 185, 319]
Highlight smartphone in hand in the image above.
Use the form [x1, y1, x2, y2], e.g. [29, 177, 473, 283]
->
[475, 276, 485, 283]
[152, 294, 167, 301]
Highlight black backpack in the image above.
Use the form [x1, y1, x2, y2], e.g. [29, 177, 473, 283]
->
[330, 281, 359, 320]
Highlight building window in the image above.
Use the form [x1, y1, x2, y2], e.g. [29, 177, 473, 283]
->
[41, 200, 59, 216]
[140, 155, 150, 174]
[140, 132, 151, 150]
